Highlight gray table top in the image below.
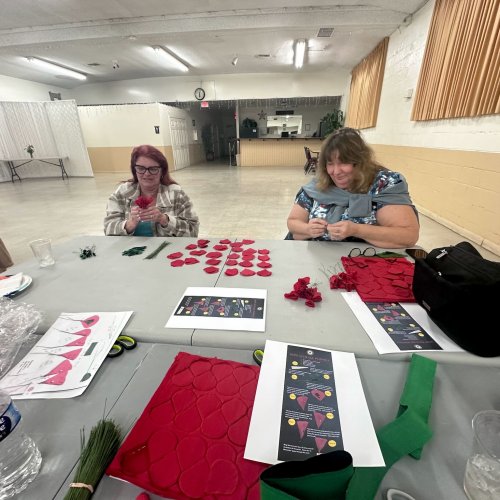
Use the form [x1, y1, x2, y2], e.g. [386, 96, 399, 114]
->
[6, 235, 500, 367]
[14, 343, 498, 500]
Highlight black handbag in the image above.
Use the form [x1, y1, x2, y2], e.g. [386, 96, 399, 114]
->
[412, 242, 500, 357]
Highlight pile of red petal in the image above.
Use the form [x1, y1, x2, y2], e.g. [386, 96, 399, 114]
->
[134, 196, 154, 209]
[329, 272, 357, 291]
[284, 277, 322, 308]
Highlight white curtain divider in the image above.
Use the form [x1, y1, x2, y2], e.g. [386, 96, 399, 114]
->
[0, 100, 93, 182]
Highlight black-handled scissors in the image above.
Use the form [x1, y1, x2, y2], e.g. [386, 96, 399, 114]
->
[107, 335, 137, 358]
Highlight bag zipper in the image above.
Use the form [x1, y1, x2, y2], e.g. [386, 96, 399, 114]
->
[436, 247, 497, 282]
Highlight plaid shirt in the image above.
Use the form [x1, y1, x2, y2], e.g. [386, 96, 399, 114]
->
[104, 182, 199, 237]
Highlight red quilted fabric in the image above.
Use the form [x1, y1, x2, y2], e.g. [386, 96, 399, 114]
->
[107, 353, 266, 499]
[341, 256, 416, 302]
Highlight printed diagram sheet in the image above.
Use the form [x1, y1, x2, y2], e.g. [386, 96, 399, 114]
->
[342, 292, 463, 354]
[165, 287, 266, 332]
[0, 311, 132, 399]
[245, 340, 384, 467]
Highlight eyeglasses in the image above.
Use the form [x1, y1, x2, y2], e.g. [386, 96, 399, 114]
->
[348, 247, 377, 258]
[134, 165, 161, 175]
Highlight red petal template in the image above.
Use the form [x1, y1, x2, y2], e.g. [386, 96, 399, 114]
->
[167, 252, 183, 259]
[231, 247, 243, 252]
[184, 258, 199, 265]
[46, 359, 72, 376]
[185, 244, 198, 250]
[241, 239, 255, 245]
[257, 269, 272, 277]
[228, 253, 239, 259]
[257, 262, 272, 268]
[240, 269, 255, 277]
[219, 239, 231, 244]
[61, 349, 82, 360]
[297, 395, 308, 410]
[42, 373, 68, 385]
[171, 260, 185, 267]
[225, 259, 238, 266]
[81, 315, 99, 327]
[204, 266, 219, 274]
[242, 248, 256, 255]
[315, 437, 327, 453]
[314, 411, 326, 429]
[297, 420, 309, 439]
[258, 249, 270, 254]
[65, 337, 86, 347]
[311, 389, 326, 401]
[73, 328, 91, 337]
[213, 245, 228, 251]
[239, 261, 253, 267]
[190, 249, 206, 256]
[225, 268, 238, 276]
[257, 255, 270, 261]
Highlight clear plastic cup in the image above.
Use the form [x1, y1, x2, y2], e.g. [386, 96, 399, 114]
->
[464, 410, 500, 499]
[29, 239, 55, 267]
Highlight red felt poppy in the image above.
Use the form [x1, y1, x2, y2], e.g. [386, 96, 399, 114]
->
[257, 261, 272, 268]
[225, 268, 238, 276]
[258, 249, 270, 255]
[219, 239, 232, 244]
[134, 196, 154, 209]
[167, 252, 183, 259]
[204, 266, 219, 274]
[239, 261, 253, 267]
[171, 260, 184, 267]
[213, 245, 228, 251]
[225, 259, 238, 266]
[206, 251, 223, 258]
[240, 269, 255, 276]
[184, 257, 199, 265]
[241, 239, 255, 245]
[257, 255, 270, 261]
[257, 269, 272, 277]
[206, 259, 221, 266]
[189, 249, 206, 256]
[285, 277, 322, 308]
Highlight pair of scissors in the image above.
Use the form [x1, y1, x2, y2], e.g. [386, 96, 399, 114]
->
[107, 335, 137, 358]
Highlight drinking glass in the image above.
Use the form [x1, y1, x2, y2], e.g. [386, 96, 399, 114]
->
[29, 238, 55, 267]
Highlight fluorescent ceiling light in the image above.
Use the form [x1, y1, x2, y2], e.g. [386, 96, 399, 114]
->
[26, 56, 87, 80]
[294, 40, 306, 69]
[152, 46, 189, 72]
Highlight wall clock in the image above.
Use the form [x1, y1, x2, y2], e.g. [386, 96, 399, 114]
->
[194, 87, 205, 100]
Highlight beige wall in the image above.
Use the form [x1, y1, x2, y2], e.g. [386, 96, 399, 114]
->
[372, 144, 500, 255]
[189, 143, 205, 165]
[240, 139, 323, 167]
[87, 146, 174, 173]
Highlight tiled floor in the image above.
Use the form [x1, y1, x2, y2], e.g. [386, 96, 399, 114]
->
[1, 162, 498, 265]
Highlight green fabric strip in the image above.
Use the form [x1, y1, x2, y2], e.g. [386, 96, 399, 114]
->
[260, 354, 437, 500]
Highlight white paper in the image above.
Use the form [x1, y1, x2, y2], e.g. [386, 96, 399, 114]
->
[245, 340, 384, 467]
[341, 292, 463, 354]
[0, 273, 23, 296]
[0, 311, 133, 399]
[165, 287, 266, 332]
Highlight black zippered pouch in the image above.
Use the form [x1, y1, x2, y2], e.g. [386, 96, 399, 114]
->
[412, 242, 500, 357]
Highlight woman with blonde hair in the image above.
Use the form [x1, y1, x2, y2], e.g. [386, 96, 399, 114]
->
[287, 128, 418, 248]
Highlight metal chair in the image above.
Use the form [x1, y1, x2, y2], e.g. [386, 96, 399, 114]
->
[304, 147, 319, 175]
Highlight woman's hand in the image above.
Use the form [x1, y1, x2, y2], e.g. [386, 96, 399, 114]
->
[139, 206, 169, 226]
[307, 218, 328, 239]
[326, 221, 354, 241]
[125, 205, 141, 233]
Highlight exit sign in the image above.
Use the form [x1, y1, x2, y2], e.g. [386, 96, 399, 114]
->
[200, 101, 209, 108]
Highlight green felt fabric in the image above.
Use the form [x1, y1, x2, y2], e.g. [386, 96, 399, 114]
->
[260, 354, 437, 500]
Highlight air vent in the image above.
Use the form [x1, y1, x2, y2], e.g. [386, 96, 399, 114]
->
[317, 27, 334, 38]
[87, 62, 101, 67]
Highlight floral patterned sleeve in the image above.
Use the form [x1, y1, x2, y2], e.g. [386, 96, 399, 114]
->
[294, 188, 314, 215]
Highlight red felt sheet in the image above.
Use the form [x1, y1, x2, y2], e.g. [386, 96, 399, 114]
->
[107, 353, 266, 499]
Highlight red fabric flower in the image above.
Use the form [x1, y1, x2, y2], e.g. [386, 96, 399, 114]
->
[284, 277, 322, 308]
[329, 272, 357, 292]
[135, 196, 154, 209]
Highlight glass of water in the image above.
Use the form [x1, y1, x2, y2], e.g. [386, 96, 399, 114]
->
[464, 410, 500, 499]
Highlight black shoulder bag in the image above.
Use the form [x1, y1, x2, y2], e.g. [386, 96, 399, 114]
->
[412, 242, 500, 357]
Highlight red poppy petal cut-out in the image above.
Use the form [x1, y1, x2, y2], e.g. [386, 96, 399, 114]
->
[206, 251, 223, 258]
[219, 239, 232, 244]
[185, 244, 198, 250]
[241, 239, 255, 245]
[213, 245, 228, 251]
[225, 259, 238, 266]
[258, 255, 270, 261]
[184, 257, 199, 265]
[225, 268, 238, 276]
[198, 239, 210, 246]
[206, 259, 221, 265]
[241, 255, 255, 260]
[167, 252, 183, 259]
[239, 261, 253, 267]
[228, 253, 239, 259]
[257, 261, 272, 268]
[190, 249, 207, 256]
[257, 269, 272, 277]
[242, 248, 256, 255]
[240, 269, 255, 276]
[231, 247, 243, 252]
[204, 266, 219, 274]
[171, 260, 185, 267]
[258, 249, 270, 254]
